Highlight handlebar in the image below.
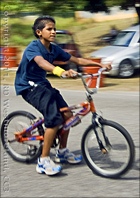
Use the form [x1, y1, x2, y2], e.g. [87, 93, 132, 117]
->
[78, 67, 106, 95]
[62, 67, 106, 95]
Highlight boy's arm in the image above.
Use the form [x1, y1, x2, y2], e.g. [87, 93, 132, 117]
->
[69, 56, 112, 70]
[34, 55, 77, 77]
[34, 56, 55, 72]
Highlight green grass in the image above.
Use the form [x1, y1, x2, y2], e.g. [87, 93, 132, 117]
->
[0, 15, 137, 58]
[0, 16, 139, 91]
[73, 18, 138, 57]
[1, 16, 81, 46]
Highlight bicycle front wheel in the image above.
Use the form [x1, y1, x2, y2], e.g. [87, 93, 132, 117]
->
[1, 111, 44, 163]
[81, 120, 135, 178]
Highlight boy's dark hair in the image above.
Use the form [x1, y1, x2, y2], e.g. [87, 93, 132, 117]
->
[32, 15, 56, 38]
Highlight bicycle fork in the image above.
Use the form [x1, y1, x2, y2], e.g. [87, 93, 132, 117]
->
[92, 112, 112, 154]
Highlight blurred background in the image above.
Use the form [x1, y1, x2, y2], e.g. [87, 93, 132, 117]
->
[0, 0, 140, 79]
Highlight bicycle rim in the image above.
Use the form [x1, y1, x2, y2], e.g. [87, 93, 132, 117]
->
[81, 121, 135, 178]
[1, 111, 44, 163]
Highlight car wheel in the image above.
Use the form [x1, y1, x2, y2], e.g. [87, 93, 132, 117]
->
[119, 59, 134, 78]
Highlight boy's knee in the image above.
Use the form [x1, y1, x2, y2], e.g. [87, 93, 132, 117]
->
[63, 111, 73, 121]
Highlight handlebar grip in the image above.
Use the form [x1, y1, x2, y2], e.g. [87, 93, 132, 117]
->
[61, 67, 106, 94]
[61, 74, 67, 78]
[61, 73, 79, 78]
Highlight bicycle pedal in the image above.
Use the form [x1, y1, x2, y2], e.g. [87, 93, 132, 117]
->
[51, 136, 60, 148]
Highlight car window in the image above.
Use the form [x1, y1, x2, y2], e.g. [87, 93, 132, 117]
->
[112, 31, 135, 47]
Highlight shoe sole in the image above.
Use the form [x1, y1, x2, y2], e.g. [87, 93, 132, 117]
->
[55, 157, 82, 164]
[36, 166, 61, 176]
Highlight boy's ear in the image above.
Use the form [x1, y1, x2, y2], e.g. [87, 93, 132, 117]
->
[36, 29, 42, 37]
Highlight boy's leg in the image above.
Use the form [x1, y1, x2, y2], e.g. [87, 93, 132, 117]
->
[59, 110, 72, 149]
[41, 126, 59, 157]
[22, 86, 64, 175]
[55, 110, 82, 164]
[36, 125, 62, 175]
[59, 130, 69, 149]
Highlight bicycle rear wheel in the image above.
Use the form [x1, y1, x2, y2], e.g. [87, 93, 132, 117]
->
[81, 120, 135, 178]
[1, 111, 44, 163]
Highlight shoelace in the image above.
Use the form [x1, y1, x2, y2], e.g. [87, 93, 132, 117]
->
[43, 159, 58, 168]
[63, 149, 75, 158]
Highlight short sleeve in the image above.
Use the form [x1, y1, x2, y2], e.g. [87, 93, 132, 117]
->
[54, 45, 71, 62]
[25, 41, 42, 62]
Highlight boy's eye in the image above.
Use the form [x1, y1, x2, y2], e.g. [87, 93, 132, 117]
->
[47, 28, 56, 31]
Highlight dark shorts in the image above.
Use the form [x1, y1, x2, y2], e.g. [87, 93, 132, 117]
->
[22, 84, 68, 128]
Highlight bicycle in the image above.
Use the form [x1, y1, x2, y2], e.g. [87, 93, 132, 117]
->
[1, 68, 135, 179]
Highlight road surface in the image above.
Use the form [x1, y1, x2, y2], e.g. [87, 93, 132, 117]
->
[0, 86, 139, 198]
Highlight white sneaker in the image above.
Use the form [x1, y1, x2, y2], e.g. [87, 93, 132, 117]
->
[55, 148, 82, 164]
[36, 157, 62, 175]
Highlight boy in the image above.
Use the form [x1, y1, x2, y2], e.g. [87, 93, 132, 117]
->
[15, 15, 111, 176]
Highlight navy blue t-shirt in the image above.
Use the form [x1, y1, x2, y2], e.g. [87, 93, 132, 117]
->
[15, 39, 71, 95]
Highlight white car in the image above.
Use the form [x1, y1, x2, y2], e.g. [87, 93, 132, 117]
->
[90, 25, 140, 77]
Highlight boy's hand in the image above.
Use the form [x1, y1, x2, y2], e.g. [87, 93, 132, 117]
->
[101, 63, 112, 71]
[62, 69, 78, 78]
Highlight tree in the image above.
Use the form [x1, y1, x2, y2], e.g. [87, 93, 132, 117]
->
[85, 0, 140, 23]
[1, 0, 140, 22]
[84, 0, 110, 13]
[134, 0, 140, 23]
[1, 0, 88, 17]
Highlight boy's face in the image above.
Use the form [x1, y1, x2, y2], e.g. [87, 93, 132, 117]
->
[36, 21, 56, 42]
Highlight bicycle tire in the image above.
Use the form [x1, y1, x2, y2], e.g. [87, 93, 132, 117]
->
[1, 111, 44, 163]
[81, 119, 135, 178]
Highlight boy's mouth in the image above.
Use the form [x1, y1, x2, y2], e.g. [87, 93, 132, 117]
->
[50, 36, 55, 40]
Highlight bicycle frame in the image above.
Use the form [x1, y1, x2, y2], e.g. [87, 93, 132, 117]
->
[2, 66, 135, 178]
[14, 68, 106, 144]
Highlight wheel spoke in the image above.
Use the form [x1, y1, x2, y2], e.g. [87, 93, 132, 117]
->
[81, 121, 135, 178]
[119, 60, 134, 77]
[1, 111, 44, 163]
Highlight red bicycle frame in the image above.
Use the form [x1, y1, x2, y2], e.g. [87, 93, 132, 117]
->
[14, 68, 105, 143]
